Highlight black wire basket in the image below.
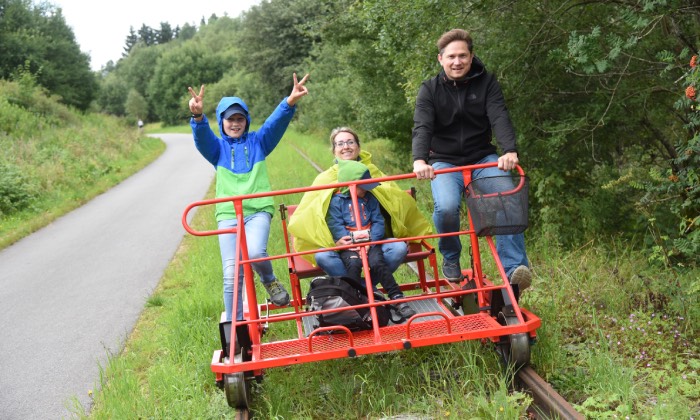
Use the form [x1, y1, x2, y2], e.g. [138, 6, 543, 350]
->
[465, 175, 529, 237]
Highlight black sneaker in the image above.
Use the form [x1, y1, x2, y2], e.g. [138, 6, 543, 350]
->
[263, 279, 290, 306]
[442, 259, 463, 282]
[509, 266, 532, 292]
[395, 302, 416, 319]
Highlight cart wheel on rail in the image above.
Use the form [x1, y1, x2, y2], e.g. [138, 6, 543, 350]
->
[496, 311, 530, 369]
[460, 279, 479, 315]
[224, 348, 252, 409]
[234, 408, 250, 420]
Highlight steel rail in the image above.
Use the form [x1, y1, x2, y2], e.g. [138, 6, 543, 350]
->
[518, 366, 584, 419]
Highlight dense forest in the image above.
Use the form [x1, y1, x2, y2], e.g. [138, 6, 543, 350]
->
[2, 0, 699, 272]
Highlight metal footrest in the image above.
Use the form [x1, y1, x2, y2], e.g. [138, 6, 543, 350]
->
[301, 297, 452, 337]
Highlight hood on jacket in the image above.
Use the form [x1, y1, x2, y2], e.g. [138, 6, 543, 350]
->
[215, 97, 251, 140]
[337, 160, 380, 193]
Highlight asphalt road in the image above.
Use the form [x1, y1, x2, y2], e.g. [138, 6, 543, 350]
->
[0, 133, 214, 419]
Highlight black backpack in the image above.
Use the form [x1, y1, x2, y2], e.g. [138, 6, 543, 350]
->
[306, 276, 391, 331]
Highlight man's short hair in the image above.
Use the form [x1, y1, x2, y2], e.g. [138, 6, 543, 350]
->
[437, 29, 473, 54]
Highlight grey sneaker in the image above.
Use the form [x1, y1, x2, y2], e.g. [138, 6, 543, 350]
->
[263, 279, 290, 306]
[395, 302, 416, 319]
[442, 259, 463, 283]
[509, 266, 532, 292]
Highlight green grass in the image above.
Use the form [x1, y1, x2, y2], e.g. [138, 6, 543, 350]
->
[525, 237, 700, 418]
[19, 119, 695, 418]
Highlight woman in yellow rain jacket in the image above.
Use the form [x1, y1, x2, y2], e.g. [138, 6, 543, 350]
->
[288, 127, 432, 275]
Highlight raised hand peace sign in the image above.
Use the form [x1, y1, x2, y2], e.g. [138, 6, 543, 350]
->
[286, 73, 309, 106]
[188, 84, 205, 115]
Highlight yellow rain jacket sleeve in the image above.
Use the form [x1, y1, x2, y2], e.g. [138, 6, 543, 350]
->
[287, 150, 432, 265]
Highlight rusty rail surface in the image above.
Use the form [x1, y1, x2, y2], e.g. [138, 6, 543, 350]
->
[518, 366, 584, 419]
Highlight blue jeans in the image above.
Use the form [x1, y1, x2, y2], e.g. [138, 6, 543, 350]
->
[315, 240, 408, 278]
[431, 155, 528, 278]
[218, 212, 275, 321]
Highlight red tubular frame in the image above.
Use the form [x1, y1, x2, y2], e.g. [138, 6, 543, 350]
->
[181, 163, 539, 376]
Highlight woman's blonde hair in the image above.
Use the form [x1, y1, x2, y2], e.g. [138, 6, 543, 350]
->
[329, 126, 361, 151]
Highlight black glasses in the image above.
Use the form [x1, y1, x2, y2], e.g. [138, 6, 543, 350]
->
[334, 140, 357, 148]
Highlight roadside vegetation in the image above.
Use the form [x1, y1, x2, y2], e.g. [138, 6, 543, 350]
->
[82, 130, 699, 419]
[0, 75, 164, 249]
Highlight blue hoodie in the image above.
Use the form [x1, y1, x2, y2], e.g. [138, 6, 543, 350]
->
[190, 97, 296, 220]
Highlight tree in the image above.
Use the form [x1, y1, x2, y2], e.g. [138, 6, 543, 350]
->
[0, 0, 96, 110]
[177, 23, 196, 40]
[138, 24, 156, 46]
[36, 7, 97, 109]
[485, 0, 700, 250]
[123, 26, 138, 57]
[115, 43, 164, 121]
[147, 42, 229, 125]
[124, 89, 148, 121]
[96, 72, 128, 116]
[238, 0, 326, 106]
[157, 22, 173, 44]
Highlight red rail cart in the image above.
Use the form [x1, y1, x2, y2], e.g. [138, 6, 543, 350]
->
[182, 163, 541, 410]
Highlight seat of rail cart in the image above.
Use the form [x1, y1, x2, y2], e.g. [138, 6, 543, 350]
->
[280, 193, 450, 336]
[281, 188, 435, 281]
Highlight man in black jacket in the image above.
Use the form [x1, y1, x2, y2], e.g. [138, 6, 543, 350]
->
[412, 28, 531, 291]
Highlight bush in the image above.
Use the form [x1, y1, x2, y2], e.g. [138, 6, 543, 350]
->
[0, 162, 35, 216]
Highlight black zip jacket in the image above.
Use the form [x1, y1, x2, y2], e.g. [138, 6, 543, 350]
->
[412, 56, 517, 166]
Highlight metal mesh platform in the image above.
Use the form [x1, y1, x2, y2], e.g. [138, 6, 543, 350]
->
[214, 306, 541, 374]
[300, 296, 459, 337]
[261, 311, 502, 360]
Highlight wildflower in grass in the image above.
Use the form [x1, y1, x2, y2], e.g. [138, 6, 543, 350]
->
[686, 85, 696, 100]
[669, 174, 679, 182]
[691, 55, 697, 68]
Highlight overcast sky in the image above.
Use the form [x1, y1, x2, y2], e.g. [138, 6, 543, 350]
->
[49, 0, 261, 70]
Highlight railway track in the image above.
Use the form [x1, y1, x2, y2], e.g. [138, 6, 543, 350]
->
[230, 147, 583, 419]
